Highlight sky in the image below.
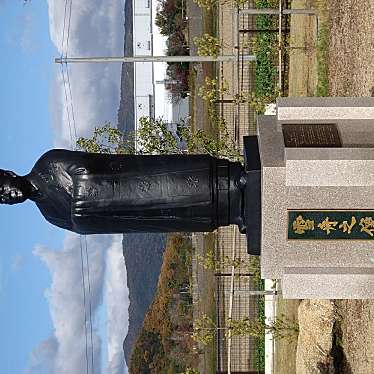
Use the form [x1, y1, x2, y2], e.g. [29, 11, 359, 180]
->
[0, 0, 142, 373]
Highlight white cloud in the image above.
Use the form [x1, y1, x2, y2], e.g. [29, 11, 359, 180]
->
[27, 336, 58, 374]
[30, 2, 130, 373]
[11, 254, 25, 272]
[30, 234, 106, 374]
[29, 234, 129, 374]
[19, 13, 36, 54]
[105, 236, 129, 374]
[46, 0, 125, 148]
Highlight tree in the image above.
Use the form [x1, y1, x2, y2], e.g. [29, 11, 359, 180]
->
[193, 34, 222, 58]
[129, 235, 197, 372]
[198, 77, 229, 104]
[192, 0, 217, 11]
[182, 368, 200, 374]
[76, 122, 135, 154]
[155, 0, 190, 101]
[196, 249, 261, 283]
[76, 117, 241, 162]
[192, 313, 299, 345]
[129, 330, 165, 373]
[165, 63, 190, 99]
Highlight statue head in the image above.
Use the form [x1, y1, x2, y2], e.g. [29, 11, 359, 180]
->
[0, 170, 30, 205]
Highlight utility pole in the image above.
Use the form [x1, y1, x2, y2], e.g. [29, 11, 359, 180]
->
[55, 55, 256, 64]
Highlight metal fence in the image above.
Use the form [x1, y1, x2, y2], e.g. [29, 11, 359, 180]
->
[215, 227, 264, 374]
[189, 1, 294, 372]
[214, 1, 283, 373]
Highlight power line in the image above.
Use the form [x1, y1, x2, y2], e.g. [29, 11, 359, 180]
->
[60, 0, 73, 58]
[60, 2, 95, 372]
[60, 0, 69, 56]
[60, 66, 74, 149]
[65, 66, 78, 142]
[65, 0, 73, 57]
[84, 236, 95, 373]
[61, 60, 95, 374]
[79, 236, 90, 374]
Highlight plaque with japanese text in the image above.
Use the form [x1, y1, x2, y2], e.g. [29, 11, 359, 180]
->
[282, 124, 342, 147]
[288, 210, 374, 240]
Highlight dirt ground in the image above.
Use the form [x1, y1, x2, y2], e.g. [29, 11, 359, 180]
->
[283, 1, 374, 374]
[335, 300, 374, 374]
[293, 1, 374, 373]
[328, 0, 374, 96]
[309, 1, 374, 373]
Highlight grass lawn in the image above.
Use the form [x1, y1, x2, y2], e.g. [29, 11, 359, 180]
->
[189, 66, 197, 132]
[189, 7, 219, 372]
[315, 22, 328, 96]
[314, 0, 329, 96]
[288, 0, 329, 96]
[274, 297, 301, 374]
[201, 233, 217, 373]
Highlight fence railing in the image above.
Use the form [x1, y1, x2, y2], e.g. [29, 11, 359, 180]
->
[214, 1, 286, 373]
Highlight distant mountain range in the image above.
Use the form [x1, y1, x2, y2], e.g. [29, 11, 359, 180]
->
[118, 1, 167, 367]
[117, 0, 134, 134]
[122, 233, 166, 364]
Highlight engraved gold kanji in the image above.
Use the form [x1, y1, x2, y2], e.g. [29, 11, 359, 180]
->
[359, 217, 374, 237]
[318, 217, 338, 235]
[339, 216, 357, 234]
[292, 215, 315, 234]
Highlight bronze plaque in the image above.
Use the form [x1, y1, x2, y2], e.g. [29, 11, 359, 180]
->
[282, 124, 342, 147]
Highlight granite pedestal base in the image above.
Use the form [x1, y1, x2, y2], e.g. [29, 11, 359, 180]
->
[257, 97, 374, 299]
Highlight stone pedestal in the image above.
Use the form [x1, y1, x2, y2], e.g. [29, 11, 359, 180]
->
[257, 97, 374, 299]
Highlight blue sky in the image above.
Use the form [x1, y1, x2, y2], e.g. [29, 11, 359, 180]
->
[0, 1, 129, 373]
[0, 1, 61, 371]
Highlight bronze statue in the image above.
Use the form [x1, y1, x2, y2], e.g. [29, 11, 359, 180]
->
[0, 149, 246, 234]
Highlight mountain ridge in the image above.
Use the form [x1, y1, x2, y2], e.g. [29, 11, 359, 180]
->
[118, 1, 167, 366]
[117, 0, 134, 134]
[122, 233, 166, 365]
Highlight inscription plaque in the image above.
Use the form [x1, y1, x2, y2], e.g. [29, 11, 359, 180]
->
[282, 124, 342, 147]
[288, 210, 374, 240]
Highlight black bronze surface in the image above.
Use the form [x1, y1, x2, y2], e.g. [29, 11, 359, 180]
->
[0, 149, 246, 234]
[243, 136, 262, 255]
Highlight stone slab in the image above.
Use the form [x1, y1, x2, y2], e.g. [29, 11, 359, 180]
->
[282, 267, 374, 299]
[285, 159, 374, 186]
[285, 147, 374, 160]
[257, 114, 285, 167]
[277, 97, 374, 121]
[260, 178, 374, 279]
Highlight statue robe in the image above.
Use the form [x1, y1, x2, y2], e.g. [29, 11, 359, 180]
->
[28, 149, 242, 234]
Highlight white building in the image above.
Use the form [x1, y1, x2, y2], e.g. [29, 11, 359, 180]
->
[133, 0, 155, 125]
[133, 0, 190, 136]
